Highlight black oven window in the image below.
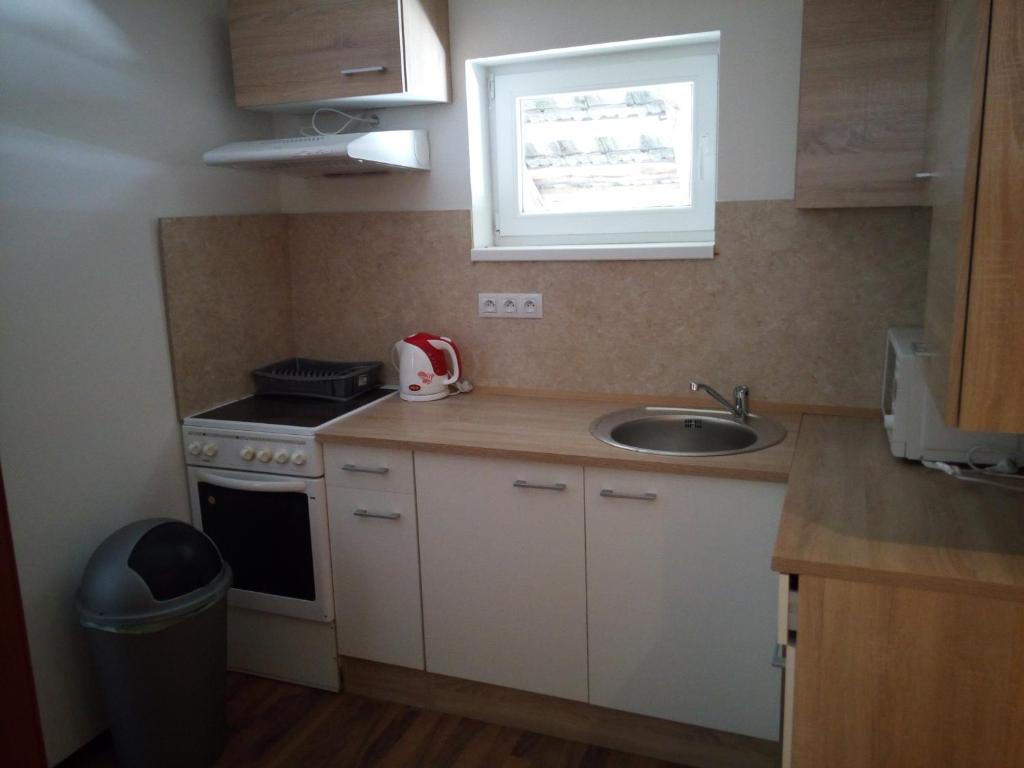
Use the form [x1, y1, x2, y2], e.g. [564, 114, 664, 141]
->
[198, 482, 316, 601]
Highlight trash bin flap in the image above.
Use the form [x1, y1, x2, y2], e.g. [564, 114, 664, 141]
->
[127, 521, 223, 600]
[77, 518, 231, 631]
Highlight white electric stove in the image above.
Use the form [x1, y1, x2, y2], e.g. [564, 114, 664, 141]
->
[180, 387, 396, 690]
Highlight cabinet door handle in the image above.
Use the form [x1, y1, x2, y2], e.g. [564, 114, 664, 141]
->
[911, 341, 938, 358]
[341, 65, 387, 75]
[353, 508, 401, 520]
[600, 489, 657, 501]
[342, 463, 390, 475]
[513, 480, 567, 491]
[772, 643, 786, 669]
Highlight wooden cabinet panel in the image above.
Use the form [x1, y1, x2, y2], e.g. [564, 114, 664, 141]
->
[585, 468, 785, 740]
[227, 0, 450, 109]
[922, 0, 992, 425]
[229, 0, 404, 107]
[922, 0, 1024, 432]
[791, 576, 1024, 768]
[794, 0, 933, 207]
[415, 452, 588, 702]
[327, 486, 423, 669]
[959, 0, 1024, 431]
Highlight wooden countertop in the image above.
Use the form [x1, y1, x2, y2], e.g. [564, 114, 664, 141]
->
[773, 415, 1024, 601]
[317, 392, 799, 482]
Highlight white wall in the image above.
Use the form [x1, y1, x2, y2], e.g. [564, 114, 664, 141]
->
[0, 1, 277, 763]
[277, 0, 803, 212]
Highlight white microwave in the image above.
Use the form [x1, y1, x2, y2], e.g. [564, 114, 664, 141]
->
[882, 327, 1021, 463]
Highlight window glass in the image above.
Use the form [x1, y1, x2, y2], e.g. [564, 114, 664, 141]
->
[517, 82, 694, 215]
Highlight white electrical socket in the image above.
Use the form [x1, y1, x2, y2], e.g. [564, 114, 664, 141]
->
[478, 293, 543, 319]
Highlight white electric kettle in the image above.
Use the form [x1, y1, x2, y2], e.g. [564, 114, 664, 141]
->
[392, 332, 462, 402]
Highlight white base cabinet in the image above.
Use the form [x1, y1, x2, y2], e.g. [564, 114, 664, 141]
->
[415, 452, 588, 702]
[325, 447, 423, 670]
[324, 445, 786, 739]
[585, 468, 785, 740]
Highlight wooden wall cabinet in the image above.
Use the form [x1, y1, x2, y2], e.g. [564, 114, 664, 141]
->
[923, 0, 1024, 434]
[227, 0, 450, 110]
[794, 0, 935, 208]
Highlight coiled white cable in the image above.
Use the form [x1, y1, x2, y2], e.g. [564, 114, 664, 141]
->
[966, 444, 1022, 476]
[300, 108, 380, 137]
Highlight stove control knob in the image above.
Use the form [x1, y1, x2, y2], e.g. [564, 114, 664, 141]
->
[239, 446, 255, 461]
[202, 443, 218, 457]
[257, 448, 273, 463]
[291, 451, 307, 466]
[273, 449, 290, 464]
[188, 442, 202, 456]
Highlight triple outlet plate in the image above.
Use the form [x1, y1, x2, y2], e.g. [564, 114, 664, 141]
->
[478, 293, 544, 319]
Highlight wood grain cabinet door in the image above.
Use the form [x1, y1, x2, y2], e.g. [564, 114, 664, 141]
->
[415, 452, 588, 702]
[794, 0, 934, 207]
[922, 0, 1024, 433]
[228, 0, 404, 108]
[957, 0, 1024, 432]
[585, 468, 785, 741]
[921, 0, 992, 426]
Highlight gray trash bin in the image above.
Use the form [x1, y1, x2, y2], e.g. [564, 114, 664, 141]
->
[76, 518, 232, 768]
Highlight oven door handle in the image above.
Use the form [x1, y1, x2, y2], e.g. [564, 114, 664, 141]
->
[196, 470, 308, 494]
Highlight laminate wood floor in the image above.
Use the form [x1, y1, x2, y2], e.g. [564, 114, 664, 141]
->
[62, 673, 688, 768]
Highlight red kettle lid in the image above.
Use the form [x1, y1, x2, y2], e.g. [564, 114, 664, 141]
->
[403, 332, 456, 377]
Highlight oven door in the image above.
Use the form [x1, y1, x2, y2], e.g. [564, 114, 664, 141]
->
[187, 467, 333, 623]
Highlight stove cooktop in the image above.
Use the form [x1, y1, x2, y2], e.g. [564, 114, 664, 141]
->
[189, 388, 394, 430]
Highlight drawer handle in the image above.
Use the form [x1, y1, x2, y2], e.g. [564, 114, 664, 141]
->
[600, 489, 657, 502]
[353, 508, 401, 520]
[342, 463, 390, 475]
[341, 65, 387, 75]
[513, 480, 567, 492]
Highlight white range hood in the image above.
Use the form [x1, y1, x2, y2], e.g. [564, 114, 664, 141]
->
[203, 130, 429, 176]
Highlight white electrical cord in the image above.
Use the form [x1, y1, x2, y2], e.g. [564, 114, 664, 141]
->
[922, 449, 1024, 493]
[966, 444, 1022, 476]
[300, 108, 380, 137]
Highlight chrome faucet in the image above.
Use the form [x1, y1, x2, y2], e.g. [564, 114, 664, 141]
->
[690, 382, 750, 422]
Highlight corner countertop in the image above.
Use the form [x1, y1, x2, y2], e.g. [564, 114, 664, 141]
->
[316, 392, 799, 482]
[773, 415, 1024, 601]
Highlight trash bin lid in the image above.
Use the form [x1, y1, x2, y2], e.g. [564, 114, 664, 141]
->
[76, 518, 232, 630]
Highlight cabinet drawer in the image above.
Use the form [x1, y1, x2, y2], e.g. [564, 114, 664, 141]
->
[324, 445, 414, 493]
[326, 487, 423, 669]
[778, 573, 799, 646]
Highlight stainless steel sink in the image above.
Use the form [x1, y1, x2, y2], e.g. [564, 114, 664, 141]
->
[590, 407, 787, 457]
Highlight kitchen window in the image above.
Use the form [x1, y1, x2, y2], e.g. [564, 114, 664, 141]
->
[467, 33, 719, 261]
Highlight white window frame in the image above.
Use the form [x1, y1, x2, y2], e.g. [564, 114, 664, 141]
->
[467, 33, 720, 262]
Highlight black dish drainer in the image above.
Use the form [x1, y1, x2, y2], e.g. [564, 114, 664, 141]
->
[251, 358, 381, 401]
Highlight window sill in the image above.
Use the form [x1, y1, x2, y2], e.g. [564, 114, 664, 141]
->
[470, 242, 715, 262]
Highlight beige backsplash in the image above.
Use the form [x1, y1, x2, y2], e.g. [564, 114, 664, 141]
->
[160, 214, 292, 417]
[161, 201, 929, 415]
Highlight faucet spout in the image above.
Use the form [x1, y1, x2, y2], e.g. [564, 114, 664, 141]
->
[690, 382, 750, 422]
